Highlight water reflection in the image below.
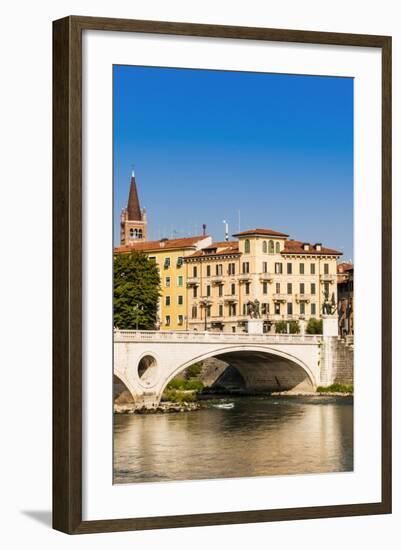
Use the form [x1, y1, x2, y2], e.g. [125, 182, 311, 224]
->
[113, 396, 353, 483]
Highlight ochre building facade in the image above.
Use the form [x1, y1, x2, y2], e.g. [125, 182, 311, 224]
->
[185, 229, 341, 333]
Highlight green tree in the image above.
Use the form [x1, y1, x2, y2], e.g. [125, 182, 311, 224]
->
[306, 318, 323, 334]
[185, 362, 202, 380]
[114, 251, 161, 329]
[275, 320, 300, 334]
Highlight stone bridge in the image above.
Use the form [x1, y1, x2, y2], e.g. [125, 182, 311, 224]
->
[114, 329, 337, 409]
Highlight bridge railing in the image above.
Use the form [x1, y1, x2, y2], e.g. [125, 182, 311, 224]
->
[114, 329, 322, 344]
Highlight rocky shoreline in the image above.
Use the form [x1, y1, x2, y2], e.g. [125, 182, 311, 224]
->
[114, 401, 203, 414]
[114, 391, 352, 414]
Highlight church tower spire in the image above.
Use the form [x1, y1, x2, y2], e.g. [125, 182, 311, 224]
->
[120, 169, 148, 245]
[127, 169, 142, 221]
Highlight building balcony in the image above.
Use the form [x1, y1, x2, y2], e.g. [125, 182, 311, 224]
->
[210, 315, 224, 323]
[296, 294, 311, 303]
[259, 272, 273, 282]
[320, 274, 336, 283]
[211, 275, 224, 284]
[224, 294, 238, 303]
[273, 293, 287, 302]
[237, 272, 252, 282]
[199, 297, 213, 305]
[187, 277, 200, 286]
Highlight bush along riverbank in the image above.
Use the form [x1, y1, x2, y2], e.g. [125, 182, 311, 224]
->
[155, 379, 205, 412]
[316, 383, 353, 394]
[271, 383, 353, 397]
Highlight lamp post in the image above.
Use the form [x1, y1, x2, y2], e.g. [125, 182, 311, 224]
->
[133, 303, 144, 330]
[200, 298, 212, 332]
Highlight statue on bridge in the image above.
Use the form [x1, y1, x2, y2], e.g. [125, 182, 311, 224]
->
[322, 291, 337, 315]
[247, 299, 261, 318]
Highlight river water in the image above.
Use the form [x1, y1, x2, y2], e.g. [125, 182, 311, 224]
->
[113, 396, 353, 484]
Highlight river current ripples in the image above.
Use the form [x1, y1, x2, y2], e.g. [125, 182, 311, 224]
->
[113, 395, 353, 484]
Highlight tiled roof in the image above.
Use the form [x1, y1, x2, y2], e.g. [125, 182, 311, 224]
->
[114, 235, 208, 254]
[282, 240, 342, 256]
[232, 228, 289, 237]
[202, 241, 237, 248]
[187, 243, 240, 258]
[337, 262, 353, 273]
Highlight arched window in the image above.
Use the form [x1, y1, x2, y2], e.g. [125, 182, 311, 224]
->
[275, 242, 280, 253]
[262, 241, 267, 253]
[138, 229, 143, 239]
[244, 239, 250, 253]
[129, 228, 134, 237]
[268, 240, 274, 254]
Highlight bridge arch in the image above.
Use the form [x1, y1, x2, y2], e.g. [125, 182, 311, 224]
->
[113, 372, 137, 405]
[160, 344, 316, 398]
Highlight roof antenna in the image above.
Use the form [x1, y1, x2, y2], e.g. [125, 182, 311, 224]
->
[222, 220, 229, 242]
[238, 210, 241, 233]
[202, 224, 207, 236]
[131, 164, 135, 178]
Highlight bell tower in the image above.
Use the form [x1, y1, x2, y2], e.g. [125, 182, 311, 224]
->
[120, 169, 148, 245]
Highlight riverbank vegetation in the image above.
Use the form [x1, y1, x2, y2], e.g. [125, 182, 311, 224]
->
[316, 383, 353, 394]
[161, 389, 198, 403]
[184, 362, 202, 379]
[161, 377, 204, 403]
[166, 378, 204, 391]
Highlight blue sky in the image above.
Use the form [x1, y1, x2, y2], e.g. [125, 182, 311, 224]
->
[113, 65, 353, 260]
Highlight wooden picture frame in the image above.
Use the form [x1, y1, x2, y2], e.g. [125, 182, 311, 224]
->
[53, 15, 392, 534]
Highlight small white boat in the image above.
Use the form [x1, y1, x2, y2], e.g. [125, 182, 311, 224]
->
[213, 402, 235, 409]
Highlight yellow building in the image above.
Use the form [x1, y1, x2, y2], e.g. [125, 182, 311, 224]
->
[115, 235, 211, 330]
[185, 228, 342, 333]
